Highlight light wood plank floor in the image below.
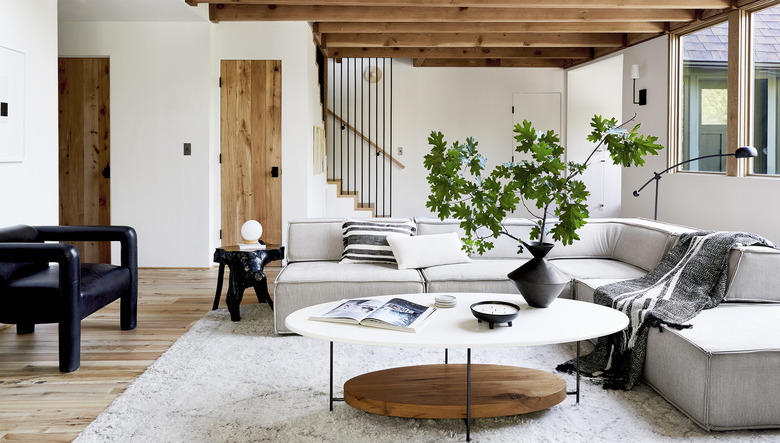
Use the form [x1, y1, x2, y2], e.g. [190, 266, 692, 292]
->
[0, 266, 280, 442]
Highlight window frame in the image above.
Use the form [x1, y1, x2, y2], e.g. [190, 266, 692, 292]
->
[669, 1, 780, 178]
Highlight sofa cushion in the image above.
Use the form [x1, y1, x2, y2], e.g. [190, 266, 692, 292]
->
[286, 218, 345, 262]
[415, 217, 534, 259]
[286, 218, 416, 263]
[546, 219, 684, 271]
[386, 232, 470, 269]
[643, 304, 780, 430]
[421, 259, 526, 294]
[273, 261, 424, 333]
[340, 219, 416, 264]
[725, 245, 780, 303]
[550, 258, 647, 281]
[414, 217, 465, 237]
[572, 278, 632, 304]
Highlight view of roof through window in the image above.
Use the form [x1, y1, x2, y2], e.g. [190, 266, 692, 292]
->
[680, 5, 780, 175]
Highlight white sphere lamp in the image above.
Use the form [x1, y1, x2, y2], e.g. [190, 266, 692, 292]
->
[241, 220, 263, 244]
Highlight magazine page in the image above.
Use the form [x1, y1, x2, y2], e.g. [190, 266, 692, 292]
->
[363, 298, 434, 330]
[310, 299, 385, 323]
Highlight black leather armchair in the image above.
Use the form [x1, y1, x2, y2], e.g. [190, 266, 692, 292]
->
[0, 225, 137, 372]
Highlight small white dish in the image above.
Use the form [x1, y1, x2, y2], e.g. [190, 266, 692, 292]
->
[434, 294, 457, 308]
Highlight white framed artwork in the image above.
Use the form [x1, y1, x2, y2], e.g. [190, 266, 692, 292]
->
[0, 45, 25, 162]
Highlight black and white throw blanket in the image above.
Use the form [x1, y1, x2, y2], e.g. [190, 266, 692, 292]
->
[557, 231, 776, 390]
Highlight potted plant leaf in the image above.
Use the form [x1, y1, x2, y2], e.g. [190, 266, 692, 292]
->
[424, 114, 663, 307]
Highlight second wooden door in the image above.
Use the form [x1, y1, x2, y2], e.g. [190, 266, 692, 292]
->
[58, 57, 111, 263]
[220, 60, 282, 246]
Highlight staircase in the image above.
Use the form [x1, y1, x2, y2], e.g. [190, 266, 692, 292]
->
[327, 179, 375, 216]
[326, 57, 399, 218]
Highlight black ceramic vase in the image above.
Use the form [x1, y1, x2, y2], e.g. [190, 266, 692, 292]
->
[507, 242, 568, 308]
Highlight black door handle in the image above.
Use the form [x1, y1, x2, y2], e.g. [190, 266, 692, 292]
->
[271, 166, 279, 177]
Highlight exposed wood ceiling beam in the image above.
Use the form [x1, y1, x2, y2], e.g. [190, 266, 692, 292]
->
[314, 21, 667, 34]
[413, 58, 575, 67]
[209, 5, 698, 23]
[189, 0, 761, 68]
[326, 33, 625, 48]
[192, 0, 729, 8]
[327, 47, 593, 59]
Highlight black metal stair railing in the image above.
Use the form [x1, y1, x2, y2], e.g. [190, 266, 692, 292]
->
[328, 58, 399, 217]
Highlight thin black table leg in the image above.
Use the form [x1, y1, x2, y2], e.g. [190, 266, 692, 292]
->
[212, 263, 225, 310]
[466, 347, 472, 442]
[330, 341, 335, 411]
[576, 341, 581, 404]
[329, 341, 344, 411]
[566, 340, 582, 403]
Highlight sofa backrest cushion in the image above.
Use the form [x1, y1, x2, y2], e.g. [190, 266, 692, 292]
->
[286, 218, 417, 263]
[547, 219, 689, 271]
[0, 225, 48, 284]
[286, 218, 345, 262]
[386, 232, 471, 269]
[725, 246, 780, 302]
[415, 217, 534, 259]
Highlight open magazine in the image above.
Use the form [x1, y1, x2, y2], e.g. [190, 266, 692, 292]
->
[309, 298, 436, 332]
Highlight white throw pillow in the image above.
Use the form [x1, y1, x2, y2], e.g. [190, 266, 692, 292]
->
[386, 232, 471, 270]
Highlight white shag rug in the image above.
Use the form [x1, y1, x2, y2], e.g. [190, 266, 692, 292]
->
[75, 304, 779, 443]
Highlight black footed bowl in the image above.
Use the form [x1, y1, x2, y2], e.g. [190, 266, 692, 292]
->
[470, 301, 521, 327]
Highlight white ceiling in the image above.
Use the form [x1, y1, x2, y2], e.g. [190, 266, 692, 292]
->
[58, 0, 206, 22]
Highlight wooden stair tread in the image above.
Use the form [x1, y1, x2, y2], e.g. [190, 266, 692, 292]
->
[327, 179, 379, 215]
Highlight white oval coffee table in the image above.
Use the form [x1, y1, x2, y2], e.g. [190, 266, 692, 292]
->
[286, 293, 628, 441]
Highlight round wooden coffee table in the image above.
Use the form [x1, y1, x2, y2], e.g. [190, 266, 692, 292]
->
[286, 293, 628, 441]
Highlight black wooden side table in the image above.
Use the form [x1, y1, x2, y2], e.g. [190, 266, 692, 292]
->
[213, 244, 285, 321]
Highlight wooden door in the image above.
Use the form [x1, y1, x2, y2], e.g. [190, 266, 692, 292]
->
[220, 60, 282, 246]
[58, 58, 111, 263]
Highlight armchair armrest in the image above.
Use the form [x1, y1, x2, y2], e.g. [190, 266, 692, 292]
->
[0, 243, 81, 308]
[34, 225, 138, 270]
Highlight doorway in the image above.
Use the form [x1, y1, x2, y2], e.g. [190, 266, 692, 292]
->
[58, 57, 111, 263]
[220, 60, 282, 246]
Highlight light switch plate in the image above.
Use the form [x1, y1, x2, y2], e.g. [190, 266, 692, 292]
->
[184, 143, 191, 156]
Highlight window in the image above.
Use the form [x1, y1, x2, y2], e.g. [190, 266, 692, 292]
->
[680, 22, 729, 172]
[753, 5, 780, 175]
[672, 3, 780, 176]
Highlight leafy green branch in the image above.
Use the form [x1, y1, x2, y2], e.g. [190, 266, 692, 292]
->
[424, 114, 663, 255]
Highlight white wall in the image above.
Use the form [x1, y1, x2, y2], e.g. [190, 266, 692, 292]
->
[55, 20, 323, 267]
[621, 36, 780, 243]
[389, 62, 566, 218]
[0, 0, 59, 226]
[59, 22, 212, 267]
[567, 55, 624, 218]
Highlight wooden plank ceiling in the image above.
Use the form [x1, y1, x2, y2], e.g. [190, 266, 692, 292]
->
[185, 0, 741, 68]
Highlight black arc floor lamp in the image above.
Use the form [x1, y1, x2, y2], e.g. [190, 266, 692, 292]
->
[633, 146, 757, 220]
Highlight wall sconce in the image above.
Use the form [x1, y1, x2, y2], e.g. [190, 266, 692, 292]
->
[631, 64, 647, 106]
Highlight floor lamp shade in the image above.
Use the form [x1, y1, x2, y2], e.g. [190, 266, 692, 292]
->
[734, 146, 758, 158]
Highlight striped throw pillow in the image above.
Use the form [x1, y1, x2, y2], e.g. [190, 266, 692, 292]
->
[340, 220, 416, 264]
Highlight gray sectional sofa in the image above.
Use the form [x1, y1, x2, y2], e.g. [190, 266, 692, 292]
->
[273, 216, 780, 431]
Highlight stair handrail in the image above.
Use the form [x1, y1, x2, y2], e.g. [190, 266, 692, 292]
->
[327, 109, 405, 170]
